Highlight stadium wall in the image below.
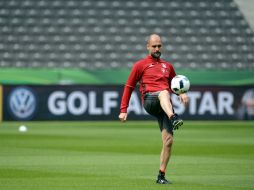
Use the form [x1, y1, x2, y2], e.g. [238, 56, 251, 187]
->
[2, 85, 254, 121]
[0, 85, 2, 122]
[0, 68, 254, 85]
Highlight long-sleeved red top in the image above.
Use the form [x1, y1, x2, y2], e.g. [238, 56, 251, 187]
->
[120, 55, 176, 113]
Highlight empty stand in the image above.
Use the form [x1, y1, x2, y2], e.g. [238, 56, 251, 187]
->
[0, 0, 254, 69]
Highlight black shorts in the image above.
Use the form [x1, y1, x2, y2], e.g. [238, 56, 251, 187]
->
[143, 92, 174, 134]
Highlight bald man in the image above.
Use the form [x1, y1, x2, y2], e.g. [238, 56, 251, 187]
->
[119, 34, 189, 184]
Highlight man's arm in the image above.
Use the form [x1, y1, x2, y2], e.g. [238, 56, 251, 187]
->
[120, 85, 135, 113]
[119, 63, 141, 122]
[179, 93, 189, 106]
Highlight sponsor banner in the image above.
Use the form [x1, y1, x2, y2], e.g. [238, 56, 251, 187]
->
[0, 85, 2, 122]
[2, 85, 254, 121]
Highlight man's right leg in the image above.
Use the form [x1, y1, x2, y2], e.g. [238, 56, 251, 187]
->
[160, 128, 173, 173]
[143, 92, 174, 184]
[157, 128, 173, 184]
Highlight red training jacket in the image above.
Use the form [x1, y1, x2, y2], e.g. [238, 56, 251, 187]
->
[120, 55, 176, 113]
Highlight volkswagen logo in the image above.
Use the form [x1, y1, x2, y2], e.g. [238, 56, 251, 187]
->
[8, 87, 37, 120]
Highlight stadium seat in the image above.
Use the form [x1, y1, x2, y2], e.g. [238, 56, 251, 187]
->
[0, 0, 253, 70]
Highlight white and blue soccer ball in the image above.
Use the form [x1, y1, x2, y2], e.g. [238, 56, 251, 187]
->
[171, 75, 190, 95]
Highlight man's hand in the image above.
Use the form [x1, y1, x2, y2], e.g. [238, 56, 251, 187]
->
[119, 112, 128, 122]
[179, 93, 189, 106]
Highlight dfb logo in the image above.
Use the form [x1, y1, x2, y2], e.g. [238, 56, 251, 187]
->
[8, 87, 37, 120]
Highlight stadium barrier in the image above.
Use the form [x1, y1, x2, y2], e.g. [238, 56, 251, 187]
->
[0, 85, 2, 122]
[2, 84, 254, 121]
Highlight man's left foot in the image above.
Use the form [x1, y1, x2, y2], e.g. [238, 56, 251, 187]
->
[170, 114, 183, 130]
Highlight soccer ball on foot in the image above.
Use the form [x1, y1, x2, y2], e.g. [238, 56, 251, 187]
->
[171, 75, 190, 95]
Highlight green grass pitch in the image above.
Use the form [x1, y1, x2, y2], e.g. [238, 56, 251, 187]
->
[0, 121, 254, 190]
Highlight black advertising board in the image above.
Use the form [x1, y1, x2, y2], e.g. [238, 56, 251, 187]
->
[2, 84, 254, 121]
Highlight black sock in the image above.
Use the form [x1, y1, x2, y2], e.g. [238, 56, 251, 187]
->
[159, 170, 165, 176]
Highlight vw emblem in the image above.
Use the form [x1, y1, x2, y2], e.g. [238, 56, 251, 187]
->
[8, 87, 37, 120]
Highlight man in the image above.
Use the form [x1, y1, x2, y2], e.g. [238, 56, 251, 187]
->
[119, 34, 189, 184]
